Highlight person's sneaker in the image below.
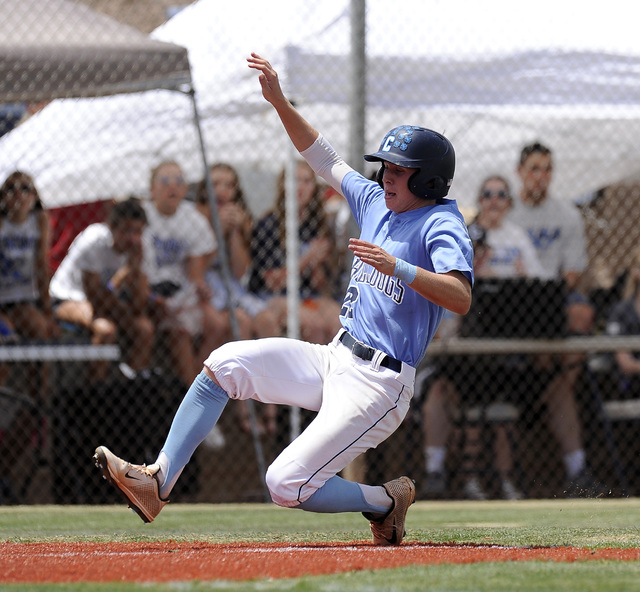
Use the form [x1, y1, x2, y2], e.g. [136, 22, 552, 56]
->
[564, 468, 610, 498]
[462, 476, 487, 500]
[418, 471, 446, 500]
[501, 477, 524, 500]
[93, 446, 168, 523]
[363, 476, 416, 546]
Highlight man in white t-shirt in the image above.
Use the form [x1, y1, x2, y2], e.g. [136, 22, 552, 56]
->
[509, 145, 588, 286]
[143, 161, 230, 386]
[508, 142, 605, 497]
[50, 198, 154, 380]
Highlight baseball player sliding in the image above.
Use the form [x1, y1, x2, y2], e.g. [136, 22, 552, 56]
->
[94, 53, 474, 546]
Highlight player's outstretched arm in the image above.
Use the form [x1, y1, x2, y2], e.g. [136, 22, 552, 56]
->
[348, 238, 472, 315]
[247, 52, 319, 153]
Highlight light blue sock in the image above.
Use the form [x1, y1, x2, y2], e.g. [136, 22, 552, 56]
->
[157, 371, 229, 498]
[296, 475, 389, 514]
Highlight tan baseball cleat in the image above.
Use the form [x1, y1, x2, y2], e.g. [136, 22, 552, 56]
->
[93, 445, 168, 523]
[363, 476, 416, 546]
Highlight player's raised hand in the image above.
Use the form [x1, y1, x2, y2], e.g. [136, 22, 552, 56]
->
[248, 53, 320, 155]
[247, 53, 286, 107]
[348, 238, 396, 276]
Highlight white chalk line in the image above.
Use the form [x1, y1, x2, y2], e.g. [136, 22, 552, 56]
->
[12, 544, 513, 559]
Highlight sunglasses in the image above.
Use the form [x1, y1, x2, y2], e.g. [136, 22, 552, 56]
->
[480, 189, 510, 200]
[159, 175, 185, 186]
[7, 183, 35, 194]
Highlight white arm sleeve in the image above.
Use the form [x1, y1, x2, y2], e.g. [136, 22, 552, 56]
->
[300, 134, 353, 196]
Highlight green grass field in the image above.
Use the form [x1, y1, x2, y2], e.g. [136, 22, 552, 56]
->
[1, 498, 639, 591]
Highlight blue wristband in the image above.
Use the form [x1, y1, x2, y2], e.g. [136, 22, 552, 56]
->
[393, 258, 417, 284]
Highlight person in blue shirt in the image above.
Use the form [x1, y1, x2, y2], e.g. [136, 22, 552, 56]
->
[94, 53, 473, 547]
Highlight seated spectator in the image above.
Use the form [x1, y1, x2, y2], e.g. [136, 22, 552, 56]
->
[249, 160, 342, 345]
[143, 161, 229, 386]
[196, 163, 281, 341]
[421, 175, 539, 500]
[508, 141, 605, 497]
[0, 171, 59, 500]
[196, 163, 279, 436]
[50, 197, 154, 381]
[0, 171, 59, 348]
[606, 249, 640, 396]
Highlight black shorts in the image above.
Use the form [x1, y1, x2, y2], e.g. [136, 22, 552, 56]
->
[432, 353, 555, 407]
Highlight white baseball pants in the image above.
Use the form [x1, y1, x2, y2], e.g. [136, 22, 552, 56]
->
[204, 331, 415, 506]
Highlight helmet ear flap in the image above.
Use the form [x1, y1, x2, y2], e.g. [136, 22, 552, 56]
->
[376, 166, 384, 188]
[431, 177, 446, 191]
[410, 175, 446, 198]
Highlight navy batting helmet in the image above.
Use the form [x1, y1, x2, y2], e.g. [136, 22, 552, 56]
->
[364, 126, 455, 200]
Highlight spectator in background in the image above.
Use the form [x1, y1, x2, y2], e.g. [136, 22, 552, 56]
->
[508, 141, 606, 497]
[249, 160, 342, 345]
[509, 142, 594, 332]
[196, 163, 279, 436]
[195, 163, 281, 342]
[0, 172, 58, 346]
[0, 171, 59, 389]
[471, 175, 545, 279]
[421, 176, 541, 500]
[606, 249, 640, 396]
[143, 161, 229, 387]
[0, 171, 59, 501]
[49, 197, 154, 381]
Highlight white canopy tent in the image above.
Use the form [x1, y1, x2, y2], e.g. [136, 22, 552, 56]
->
[2, 0, 640, 212]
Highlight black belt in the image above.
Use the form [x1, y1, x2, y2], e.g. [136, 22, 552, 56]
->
[339, 331, 403, 373]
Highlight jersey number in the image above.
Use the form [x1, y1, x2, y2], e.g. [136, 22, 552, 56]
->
[340, 286, 359, 319]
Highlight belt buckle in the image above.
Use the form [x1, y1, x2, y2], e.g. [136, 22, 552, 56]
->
[351, 339, 372, 362]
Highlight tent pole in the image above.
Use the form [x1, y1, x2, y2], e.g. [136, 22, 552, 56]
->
[345, 0, 366, 258]
[349, 0, 366, 172]
[186, 85, 270, 503]
[285, 112, 301, 442]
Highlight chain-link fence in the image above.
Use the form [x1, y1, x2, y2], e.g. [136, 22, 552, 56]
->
[1, 0, 640, 505]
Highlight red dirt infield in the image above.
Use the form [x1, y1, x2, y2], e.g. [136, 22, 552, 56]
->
[2, 540, 639, 583]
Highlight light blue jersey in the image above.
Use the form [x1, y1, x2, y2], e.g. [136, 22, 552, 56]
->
[338, 171, 473, 367]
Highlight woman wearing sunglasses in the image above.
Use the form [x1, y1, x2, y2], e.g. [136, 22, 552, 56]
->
[471, 175, 544, 279]
[0, 171, 59, 501]
[0, 171, 58, 342]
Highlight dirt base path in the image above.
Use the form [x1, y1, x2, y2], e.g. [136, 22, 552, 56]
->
[2, 541, 638, 584]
